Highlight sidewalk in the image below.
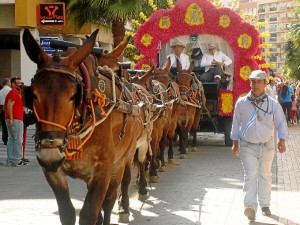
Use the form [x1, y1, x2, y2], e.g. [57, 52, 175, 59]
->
[0, 125, 299, 225]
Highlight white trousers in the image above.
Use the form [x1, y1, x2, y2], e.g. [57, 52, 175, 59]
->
[240, 139, 276, 212]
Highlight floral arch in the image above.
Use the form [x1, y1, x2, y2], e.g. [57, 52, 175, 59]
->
[134, 0, 267, 116]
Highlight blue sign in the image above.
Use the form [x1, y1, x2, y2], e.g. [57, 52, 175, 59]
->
[39, 36, 59, 55]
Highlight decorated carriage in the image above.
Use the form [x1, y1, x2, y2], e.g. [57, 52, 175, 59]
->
[134, 0, 268, 146]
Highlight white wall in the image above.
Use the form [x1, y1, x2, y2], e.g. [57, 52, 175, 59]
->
[20, 28, 39, 86]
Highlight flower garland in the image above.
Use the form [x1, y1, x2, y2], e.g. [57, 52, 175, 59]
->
[159, 16, 171, 29]
[219, 15, 230, 28]
[238, 33, 252, 49]
[141, 33, 153, 47]
[219, 91, 233, 116]
[184, 3, 204, 26]
[134, 0, 264, 115]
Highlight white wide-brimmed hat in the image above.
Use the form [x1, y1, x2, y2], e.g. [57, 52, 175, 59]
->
[171, 41, 185, 48]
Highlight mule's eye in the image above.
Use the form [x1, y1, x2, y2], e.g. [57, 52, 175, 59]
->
[70, 95, 75, 101]
[33, 94, 38, 101]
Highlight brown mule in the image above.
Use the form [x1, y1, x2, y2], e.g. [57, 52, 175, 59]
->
[148, 58, 181, 169]
[174, 59, 205, 158]
[133, 58, 176, 182]
[22, 29, 148, 225]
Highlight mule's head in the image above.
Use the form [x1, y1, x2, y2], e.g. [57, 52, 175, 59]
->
[96, 36, 131, 77]
[23, 28, 98, 172]
[176, 61, 195, 100]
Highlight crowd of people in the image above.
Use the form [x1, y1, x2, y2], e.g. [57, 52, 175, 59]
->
[266, 77, 300, 124]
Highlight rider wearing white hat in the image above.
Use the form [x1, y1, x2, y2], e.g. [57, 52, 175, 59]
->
[166, 40, 190, 79]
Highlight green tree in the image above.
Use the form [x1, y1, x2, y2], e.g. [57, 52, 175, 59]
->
[56, 0, 170, 47]
[284, 24, 300, 79]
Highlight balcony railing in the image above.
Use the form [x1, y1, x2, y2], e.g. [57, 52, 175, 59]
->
[269, 7, 277, 12]
[270, 37, 278, 42]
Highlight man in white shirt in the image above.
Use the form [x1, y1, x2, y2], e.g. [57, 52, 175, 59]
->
[231, 70, 287, 221]
[265, 76, 277, 100]
[200, 43, 232, 82]
[0, 78, 11, 145]
[166, 41, 190, 80]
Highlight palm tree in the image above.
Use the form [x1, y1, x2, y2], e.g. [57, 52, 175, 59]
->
[57, 0, 171, 47]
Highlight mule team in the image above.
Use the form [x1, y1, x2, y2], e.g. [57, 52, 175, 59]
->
[22, 29, 207, 225]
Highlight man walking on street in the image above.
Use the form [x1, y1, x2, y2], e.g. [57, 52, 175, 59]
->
[231, 70, 288, 221]
[5, 77, 26, 166]
[0, 78, 11, 145]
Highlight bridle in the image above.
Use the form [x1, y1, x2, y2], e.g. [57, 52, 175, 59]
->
[176, 71, 194, 95]
[32, 67, 96, 155]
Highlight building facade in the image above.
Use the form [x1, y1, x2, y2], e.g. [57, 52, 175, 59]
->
[257, 0, 300, 74]
[0, 0, 113, 85]
[238, 0, 300, 74]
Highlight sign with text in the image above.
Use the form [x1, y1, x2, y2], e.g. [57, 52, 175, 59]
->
[37, 3, 66, 26]
[39, 37, 59, 55]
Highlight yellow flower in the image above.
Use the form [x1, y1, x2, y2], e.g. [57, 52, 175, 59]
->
[259, 43, 272, 48]
[126, 44, 135, 49]
[142, 64, 151, 70]
[220, 93, 233, 114]
[240, 66, 252, 80]
[185, 3, 204, 26]
[159, 16, 171, 29]
[238, 33, 252, 49]
[260, 31, 270, 38]
[259, 63, 275, 69]
[255, 21, 268, 29]
[219, 15, 230, 28]
[167, 0, 174, 8]
[141, 34, 153, 47]
[139, 12, 148, 21]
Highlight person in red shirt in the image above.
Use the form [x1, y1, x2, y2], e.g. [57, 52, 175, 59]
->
[4, 77, 26, 166]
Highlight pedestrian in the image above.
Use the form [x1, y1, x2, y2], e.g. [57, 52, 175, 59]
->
[295, 82, 300, 123]
[265, 76, 277, 100]
[0, 77, 11, 145]
[231, 70, 288, 221]
[290, 95, 298, 124]
[278, 84, 292, 123]
[4, 77, 27, 166]
[166, 40, 190, 80]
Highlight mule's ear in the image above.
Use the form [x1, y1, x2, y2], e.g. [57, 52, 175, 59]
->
[110, 36, 131, 59]
[149, 58, 155, 67]
[162, 57, 171, 72]
[139, 65, 154, 85]
[22, 29, 50, 66]
[187, 61, 194, 73]
[149, 57, 159, 73]
[67, 29, 99, 70]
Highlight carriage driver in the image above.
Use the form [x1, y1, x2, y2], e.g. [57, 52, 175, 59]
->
[166, 41, 190, 80]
